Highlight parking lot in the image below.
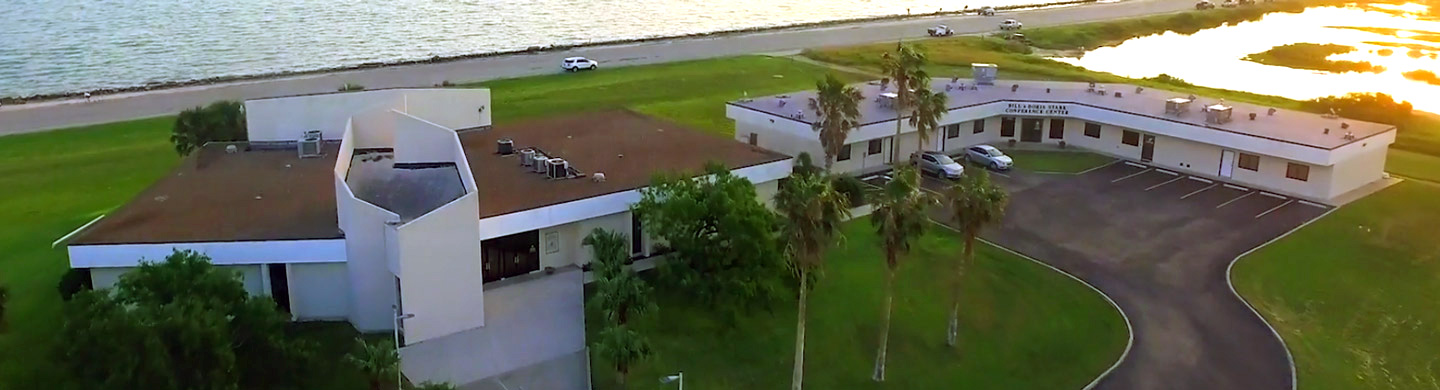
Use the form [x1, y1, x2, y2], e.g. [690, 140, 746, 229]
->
[924, 161, 1327, 390]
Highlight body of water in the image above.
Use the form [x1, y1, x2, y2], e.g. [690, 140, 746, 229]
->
[0, 0, 1049, 98]
[1054, 3, 1440, 112]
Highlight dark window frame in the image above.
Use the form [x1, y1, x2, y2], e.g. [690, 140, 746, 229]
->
[837, 144, 852, 161]
[867, 139, 883, 155]
[1122, 130, 1140, 146]
[972, 120, 985, 134]
[1000, 117, 1016, 137]
[1084, 122, 1101, 138]
[1238, 153, 1260, 171]
[1048, 119, 1065, 139]
[945, 124, 960, 139]
[1286, 162, 1310, 181]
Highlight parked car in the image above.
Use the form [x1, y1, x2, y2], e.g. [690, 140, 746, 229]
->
[1220, 0, 1238, 7]
[978, 6, 997, 16]
[1006, 32, 1030, 43]
[928, 25, 955, 37]
[999, 19, 1023, 30]
[1195, 0, 1215, 9]
[964, 145, 1014, 170]
[561, 57, 598, 72]
[912, 151, 965, 179]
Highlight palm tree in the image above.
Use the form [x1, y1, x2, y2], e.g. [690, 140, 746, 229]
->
[585, 228, 655, 386]
[346, 339, 399, 390]
[868, 165, 936, 382]
[812, 74, 863, 170]
[775, 168, 852, 390]
[879, 44, 931, 163]
[945, 170, 1010, 347]
[909, 88, 949, 153]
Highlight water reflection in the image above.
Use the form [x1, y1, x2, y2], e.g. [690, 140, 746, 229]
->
[1053, 4, 1440, 112]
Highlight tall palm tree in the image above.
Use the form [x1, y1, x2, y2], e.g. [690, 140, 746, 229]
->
[776, 169, 852, 390]
[812, 74, 863, 170]
[945, 170, 1010, 347]
[879, 44, 931, 163]
[909, 88, 949, 153]
[868, 165, 936, 382]
[345, 339, 399, 390]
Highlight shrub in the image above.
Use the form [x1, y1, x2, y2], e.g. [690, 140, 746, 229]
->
[339, 83, 366, 92]
[170, 100, 247, 156]
[57, 268, 92, 302]
[832, 174, 868, 206]
[1303, 92, 1413, 126]
[1144, 73, 1194, 87]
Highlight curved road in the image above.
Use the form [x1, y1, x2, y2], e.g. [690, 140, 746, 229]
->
[0, 0, 1198, 136]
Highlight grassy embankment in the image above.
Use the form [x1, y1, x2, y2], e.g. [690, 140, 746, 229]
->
[1243, 43, 1385, 73]
[589, 220, 1127, 390]
[1233, 181, 1440, 390]
[0, 55, 1125, 389]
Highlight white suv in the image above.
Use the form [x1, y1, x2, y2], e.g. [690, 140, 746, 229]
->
[999, 19, 1023, 30]
[562, 57, 598, 72]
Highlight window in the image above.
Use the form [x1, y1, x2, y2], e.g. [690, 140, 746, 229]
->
[867, 139, 883, 155]
[837, 144, 852, 161]
[1238, 153, 1259, 171]
[922, 154, 936, 163]
[1084, 122, 1101, 138]
[1048, 119, 1065, 139]
[945, 124, 960, 139]
[1286, 162, 1309, 181]
[747, 133, 758, 146]
[1000, 117, 1016, 137]
[1122, 130, 1139, 146]
[972, 120, 985, 134]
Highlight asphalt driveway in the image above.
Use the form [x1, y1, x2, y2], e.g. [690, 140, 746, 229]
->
[928, 162, 1327, 390]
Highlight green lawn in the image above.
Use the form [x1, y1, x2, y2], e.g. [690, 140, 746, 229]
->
[1386, 148, 1440, 184]
[998, 149, 1115, 174]
[1021, 1, 1318, 50]
[590, 220, 1128, 389]
[476, 55, 868, 134]
[1232, 181, 1440, 390]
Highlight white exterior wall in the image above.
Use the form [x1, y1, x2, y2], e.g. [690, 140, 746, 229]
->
[68, 239, 346, 268]
[1151, 134, 1225, 176]
[403, 89, 492, 130]
[1328, 144, 1388, 198]
[245, 90, 404, 142]
[393, 112, 463, 164]
[337, 191, 402, 332]
[1230, 154, 1333, 198]
[539, 211, 632, 270]
[395, 192, 485, 343]
[289, 262, 351, 321]
[90, 265, 264, 296]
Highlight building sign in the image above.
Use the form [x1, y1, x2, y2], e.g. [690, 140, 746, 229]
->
[1004, 103, 1070, 116]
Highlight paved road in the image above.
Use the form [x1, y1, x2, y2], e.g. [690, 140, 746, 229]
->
[926, 163, 1323, 390]
[0, 0, 1197, 136]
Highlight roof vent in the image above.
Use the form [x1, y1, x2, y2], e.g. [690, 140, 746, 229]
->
[520, 148, 535, 167]
[1344, 132, 1356, 140]
[592, 172, 606, 182]
[225, 144, 238, 154]
[298, 130, 323, 158]
[546, 158, 569, 179]
[1341, 122, 1350, 130]
[497, 138, 514, 155]
[531, 152, 549, 173]
[1268, 108, 1277, 116]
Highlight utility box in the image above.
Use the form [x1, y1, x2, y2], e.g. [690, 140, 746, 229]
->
[1165, 98, 1192, 115]
[972, 63, 998, 85]
[1205, 104, 1233, 124]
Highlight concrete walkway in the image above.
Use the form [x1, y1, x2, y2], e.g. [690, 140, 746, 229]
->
[0, 0, 1198, 136]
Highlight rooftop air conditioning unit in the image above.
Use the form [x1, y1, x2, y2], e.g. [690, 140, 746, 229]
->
[546, 158, 568, 179]
[520, 148, 535, 167]
[971, 63, 997, 85]
[497, 138, 514, 155]
[532, 153, 549, 173]
[1165, 98, 1192, 115]
[1205, 104, 1233, 124]
[298, 130, 323, 158]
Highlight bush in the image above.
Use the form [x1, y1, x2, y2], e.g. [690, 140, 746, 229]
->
[339, 83, 366, 92]
[1303, 92, 1413, 126]
[170, 100, 247, 156]
[832, 174, 868, 206]
[1143, 73, 1194, 87]
[57, 268, 92, 302]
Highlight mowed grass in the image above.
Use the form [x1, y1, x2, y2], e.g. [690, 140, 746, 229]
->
[1233, 181, 1440, 390]
[0, 117, 178, 385]
[998, 149, 1115, 173]
[1385, 148, 1440, 184]
[475, 55, 868, 134]
[590, 220, 1128, 389]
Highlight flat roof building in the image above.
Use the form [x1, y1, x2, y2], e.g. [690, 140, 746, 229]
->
[728, 74, 1396, 204]
[65, 90, 791, 389]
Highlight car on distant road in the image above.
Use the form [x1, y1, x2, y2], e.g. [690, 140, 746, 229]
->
[928, 25, 955, 37]
[1220, 0, 1238, 7]
[963, 144, 1014, 170]
[999, 19, 1023, 30]
[1195, 0, 1215, 9]
[562, 57, 598, 72]
[912, 151, 965, 179]
[978, 6, 997, 16]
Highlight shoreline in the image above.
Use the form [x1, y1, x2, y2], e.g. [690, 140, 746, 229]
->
[0, 0, 1098, 105]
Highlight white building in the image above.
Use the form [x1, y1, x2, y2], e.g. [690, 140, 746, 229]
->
[727, 70, 1396, 205]
[64, 89, 791, 389]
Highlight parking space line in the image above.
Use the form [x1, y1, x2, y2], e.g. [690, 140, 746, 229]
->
[988, 170, 1010, 178]
[1124, 161, 1148, 168]
[1076, 159, 1122, 175]
[1259, 191, 1286, 200]
[1145, 176, 1186, 191]
[1187, 176, 1213, 184]
[1155, 169, 1178, 176]
[1223, 183, 1249, 191]
[1215, 191, 1256, 209]
[1111, 168, 1154, 183]
[1181, 183, 1218, 199]
[1298, 200, 1329, 209]
[1255, 199, 1296, 219]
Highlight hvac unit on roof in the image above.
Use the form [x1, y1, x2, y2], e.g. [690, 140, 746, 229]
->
[520, 148, 535, 167]
[1205, 104, 1233, 124]
[497, 138, 514, 155]
[546, 158, 569, 179]
[1165, 98, 1192, 115]
[298, 130, 323, 158]
[532, 152, 549, 173]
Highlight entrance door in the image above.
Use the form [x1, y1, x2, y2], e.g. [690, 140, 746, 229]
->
[1219, 150, 1236, 178]
[1141, 135, 1156, 162]
[1021, 118, 1044, 142]
[267, 264, 291, 313]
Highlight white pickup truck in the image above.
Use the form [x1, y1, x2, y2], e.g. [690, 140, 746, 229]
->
[928, 25, 955, 37]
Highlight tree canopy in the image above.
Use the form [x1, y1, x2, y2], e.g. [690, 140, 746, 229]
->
[812, 74, 863, 169]
[57, 250, 314, 390]
[171, 101, 247, 156]
[632, 163, 787, 319]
